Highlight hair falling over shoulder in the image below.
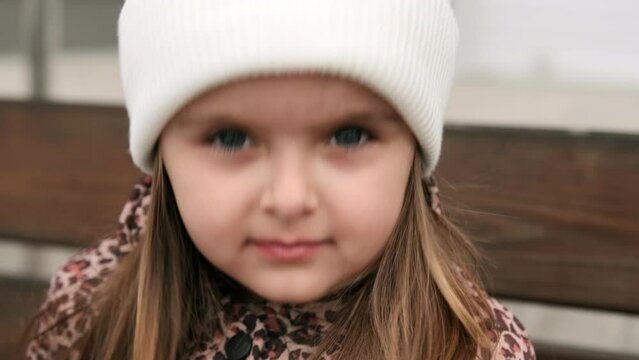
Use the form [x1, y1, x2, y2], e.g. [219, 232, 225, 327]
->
[307, 150, 495, 360]
[30, 150, 494, 360]
[73, 152, 229, 360]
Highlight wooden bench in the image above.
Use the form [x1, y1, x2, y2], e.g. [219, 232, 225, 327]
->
[1, 99, 638, 359]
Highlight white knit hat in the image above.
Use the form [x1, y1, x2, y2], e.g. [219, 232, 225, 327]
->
[118, 0, 459, 177]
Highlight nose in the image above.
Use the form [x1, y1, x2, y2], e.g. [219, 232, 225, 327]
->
[259, 151, 318, 221]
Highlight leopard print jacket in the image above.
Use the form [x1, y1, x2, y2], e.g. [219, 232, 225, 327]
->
[25, 175, 536, 360]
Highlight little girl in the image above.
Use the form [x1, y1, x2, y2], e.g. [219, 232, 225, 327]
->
[25, 0, 535, 359]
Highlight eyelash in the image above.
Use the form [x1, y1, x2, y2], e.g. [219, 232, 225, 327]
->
[206, 125, 376, 153]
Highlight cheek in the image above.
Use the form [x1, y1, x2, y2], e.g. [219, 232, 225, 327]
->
[326, 162, 410, 266]
[169, 169, 258, 265]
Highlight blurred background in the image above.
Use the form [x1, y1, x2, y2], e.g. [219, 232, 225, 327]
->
[1, 0, 638, 359]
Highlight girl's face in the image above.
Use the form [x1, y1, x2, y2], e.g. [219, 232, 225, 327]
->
[160, 75, 416, 303]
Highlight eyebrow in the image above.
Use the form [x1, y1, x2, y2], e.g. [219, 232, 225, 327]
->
[180, 107, 402, 130]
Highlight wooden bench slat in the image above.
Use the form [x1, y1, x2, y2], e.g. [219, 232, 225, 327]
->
[1, 100, 140, 245]
[1, 100, 638, 314]
[534, 342, 639, 360]
[438, 128, 639, 314]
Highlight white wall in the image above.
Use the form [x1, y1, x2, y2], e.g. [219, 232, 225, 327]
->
[453, 0, 639, 86]
[448, 0, 639, 133]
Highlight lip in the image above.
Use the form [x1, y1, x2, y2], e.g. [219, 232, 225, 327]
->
[249, 238, 331, 261]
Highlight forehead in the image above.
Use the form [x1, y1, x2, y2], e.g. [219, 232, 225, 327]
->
[172, 74, 401, 127]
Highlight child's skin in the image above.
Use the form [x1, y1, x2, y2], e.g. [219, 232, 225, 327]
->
[160, 75, 416, 303]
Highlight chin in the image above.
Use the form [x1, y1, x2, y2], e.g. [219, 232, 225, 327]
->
[249, 282, 330, 304]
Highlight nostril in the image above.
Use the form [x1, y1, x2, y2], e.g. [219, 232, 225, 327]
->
[259, 184, 317, 219]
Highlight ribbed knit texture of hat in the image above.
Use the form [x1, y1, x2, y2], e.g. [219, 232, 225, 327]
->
[118, 0, 459, 177]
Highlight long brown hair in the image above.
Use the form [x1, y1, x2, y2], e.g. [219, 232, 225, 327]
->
[27, 149, 493, 359]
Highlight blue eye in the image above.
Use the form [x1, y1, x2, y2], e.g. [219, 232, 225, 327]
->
[208, 126, 373, 153]
[209, 128, 252, 152]
[330, 126, 372, 148]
